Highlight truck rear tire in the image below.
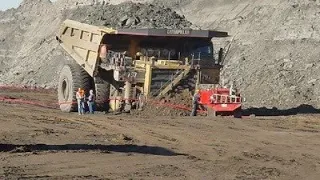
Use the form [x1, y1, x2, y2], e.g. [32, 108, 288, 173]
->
[234, 108, 242, 118]
[94, 76, 110, 112]
[58, 63, 92, 112]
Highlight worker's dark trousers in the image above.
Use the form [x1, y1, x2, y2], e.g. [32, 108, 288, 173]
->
[190, 103, 198, 116]
[104, 101, 110, 113]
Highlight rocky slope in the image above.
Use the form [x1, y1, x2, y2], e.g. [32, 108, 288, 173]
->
[1, 0, 320, 110]
[160, 0, 320, 109]
[0, 0, 63, 88]
[0, 0, 191, 88]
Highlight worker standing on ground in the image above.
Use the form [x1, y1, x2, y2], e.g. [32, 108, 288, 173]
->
[87, 89, 95, 114]
[76, 88, 85, 115]
[190, 90, 200, 116]
[138, 93, 146, 111]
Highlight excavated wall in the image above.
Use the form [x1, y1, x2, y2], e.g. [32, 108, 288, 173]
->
[0, 0, 191, 89]
[1, 0, 320, 110]
[161, 0, 320, 109]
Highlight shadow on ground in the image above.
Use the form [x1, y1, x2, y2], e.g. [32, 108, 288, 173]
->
[243, 104, 320, 116]
[0, 144, 185, 156]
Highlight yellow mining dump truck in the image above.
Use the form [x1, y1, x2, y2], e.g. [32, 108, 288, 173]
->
[56, 19, 228, 113]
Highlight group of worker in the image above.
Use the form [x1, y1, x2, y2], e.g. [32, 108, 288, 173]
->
[76, 88, 96, 115]
[75, 87, 147, 115]
[75, 87, 226, 116]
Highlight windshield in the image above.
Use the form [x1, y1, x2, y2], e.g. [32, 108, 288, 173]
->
[192, 44, 213, 58]
[140, 47, 178, 59]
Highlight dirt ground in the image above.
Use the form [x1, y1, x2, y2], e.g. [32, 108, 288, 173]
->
[1, 90, 320, 180]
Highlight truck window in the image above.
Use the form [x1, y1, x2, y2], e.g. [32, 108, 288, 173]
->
[192, 45, 213, 57]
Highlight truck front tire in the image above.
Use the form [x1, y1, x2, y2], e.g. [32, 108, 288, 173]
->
[94, 76, 110, 111]
[58, 63, 92, 112]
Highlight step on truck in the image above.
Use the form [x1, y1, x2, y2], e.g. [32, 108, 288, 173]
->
[56, 19, 228, 113]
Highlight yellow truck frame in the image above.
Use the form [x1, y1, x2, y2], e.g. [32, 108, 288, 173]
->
[56, 19, 228, 113]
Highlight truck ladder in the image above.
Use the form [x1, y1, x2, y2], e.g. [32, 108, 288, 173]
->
[156, 67, 191, 98]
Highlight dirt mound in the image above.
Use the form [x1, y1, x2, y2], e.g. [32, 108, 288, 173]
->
[69, 2, 192, 29]
[132, 90, 200, 117]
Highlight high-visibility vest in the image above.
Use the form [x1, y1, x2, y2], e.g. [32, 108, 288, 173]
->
[77, 90, 85, 99]
[79, 90, 85, 98]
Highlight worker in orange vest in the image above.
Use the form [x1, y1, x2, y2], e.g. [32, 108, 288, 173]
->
[76, 88, 85, 115]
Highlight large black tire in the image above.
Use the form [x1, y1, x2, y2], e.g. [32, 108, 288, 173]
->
[58, 63, 92, 112]
[94, 76, 110, 111]
[234, 108, 242, 118]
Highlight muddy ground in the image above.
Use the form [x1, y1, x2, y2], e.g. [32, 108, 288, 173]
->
[1, 89, 320, 179]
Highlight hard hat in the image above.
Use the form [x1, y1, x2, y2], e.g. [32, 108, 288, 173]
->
[136, 52, 142, 56]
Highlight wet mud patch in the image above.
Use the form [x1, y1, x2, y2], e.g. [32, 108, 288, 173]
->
[2, 166, 27, 179]
[0, 143, 186, 156]
[31, 128, 69, 137]
[129, 164, 187, 178]
[242, 151, 300, 166]
[236, 166, 281, 180]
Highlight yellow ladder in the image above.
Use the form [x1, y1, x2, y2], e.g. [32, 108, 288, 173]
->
[156, 67, 191, 98]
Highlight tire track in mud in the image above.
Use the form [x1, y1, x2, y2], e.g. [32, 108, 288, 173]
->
[39, 114, 151, 145]
[68, 115, 178, 143]
[105, 117, 233, 160]
[76, 116, 171, 145]
[1, 99, 197, 146]
[52, 115, 211, 160]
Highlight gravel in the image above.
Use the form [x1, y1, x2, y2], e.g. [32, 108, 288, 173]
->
[69, 2, 192, 29]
